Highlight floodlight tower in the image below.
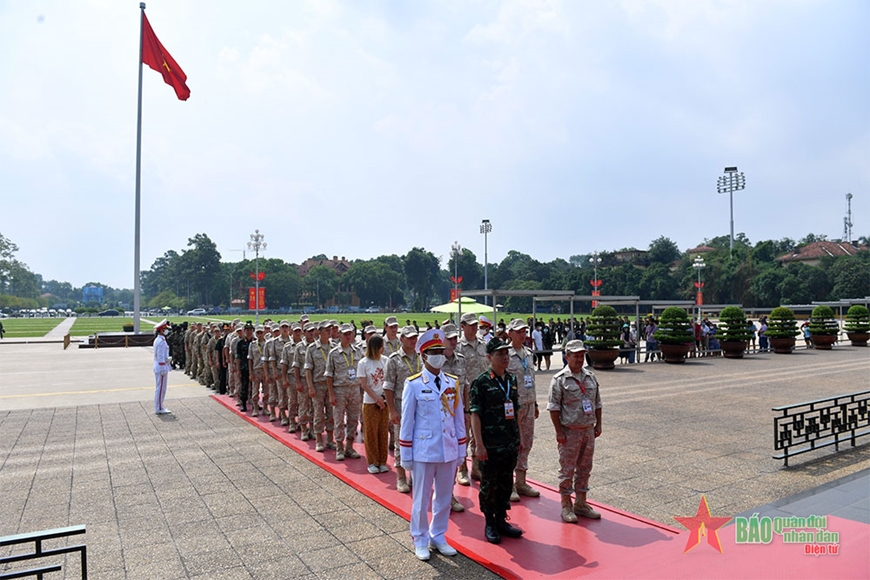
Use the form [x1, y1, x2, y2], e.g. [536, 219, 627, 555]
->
[717, 167, 746, 259]
[844, 193, 853, 243]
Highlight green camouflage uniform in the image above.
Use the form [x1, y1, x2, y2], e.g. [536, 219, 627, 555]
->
[469, 368, 520, 519]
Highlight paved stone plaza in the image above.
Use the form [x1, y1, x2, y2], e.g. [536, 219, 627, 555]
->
[0, 341, 867, 578]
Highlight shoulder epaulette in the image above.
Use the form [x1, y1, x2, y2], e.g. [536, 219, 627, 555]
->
[444, 372, 459, 381]
[407, 371, 423, 381]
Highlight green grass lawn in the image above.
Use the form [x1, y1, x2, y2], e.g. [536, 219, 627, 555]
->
[0, 318, 64, 338]
[69, 318, 139, 336]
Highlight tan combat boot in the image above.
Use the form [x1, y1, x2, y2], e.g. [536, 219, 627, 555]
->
[561, 496, 578, 523]
[456, 461, 470, 486]
[325, 432, 338, 450]
[515, 470, 540, 497]
[300, 424, 310, 441]
[314, 434, 324, 453]
[396, 467, 410, 493]
[345, 440, 360, 459]
[450, 495, 465, 512]
[574, 492, 601, 519]
[510, 485, 520, 502]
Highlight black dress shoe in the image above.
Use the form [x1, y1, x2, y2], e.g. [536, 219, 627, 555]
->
[240, 406, 247, 413]
[485, 523, 501, 544]
[497, 520, 523, 538]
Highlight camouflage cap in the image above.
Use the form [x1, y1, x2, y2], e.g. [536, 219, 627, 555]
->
[364, 325, 378, 335]
[400, 325, 419, 338]
[485, 337, 511, 354]
[303, 322, 317, 332]
[279, 320, 291, 327]
[507, 318, 529, 332]
[460, 312, 478, 325]
[565, 339, 587, 353]
[339, 323, 355, 334]
[384, 316, 399, 327]
[441, 323, 459, 338]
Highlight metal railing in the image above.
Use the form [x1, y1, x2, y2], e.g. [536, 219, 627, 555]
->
[773, 390, 870, 466]
[0, 525, 87, 580]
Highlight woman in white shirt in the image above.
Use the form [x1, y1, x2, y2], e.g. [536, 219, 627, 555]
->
[358, 334, 390, 474]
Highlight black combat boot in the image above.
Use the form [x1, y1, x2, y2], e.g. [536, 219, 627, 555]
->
[484, 513, 501, 544]
[497, 512, 523, 538]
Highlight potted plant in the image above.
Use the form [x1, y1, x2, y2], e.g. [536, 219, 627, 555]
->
[123, 323, 134, 332]
[585, 305, 622, 370]
[808, 305, 839, 350]
[844, 304, 870, 346]
[652, 307, 694, 363]
[766, 306, 799, 354]
[717, 306, 752, 358]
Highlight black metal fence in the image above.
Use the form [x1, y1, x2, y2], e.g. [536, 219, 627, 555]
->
[773, 390, 870, 466]
[0, 525, 87, 580]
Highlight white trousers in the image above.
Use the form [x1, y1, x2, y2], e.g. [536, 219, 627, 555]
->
[410, 460, 457, 548]
[154, 371, 168, 413]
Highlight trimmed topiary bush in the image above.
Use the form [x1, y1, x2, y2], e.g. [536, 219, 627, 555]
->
[766, 306, 799, 339]
[653, 307, 694, 344]
[808, 305, 839, 335]
[845, 305, 870, 333]
[718, 306, 753, 342]
[586, 305, 623, 350]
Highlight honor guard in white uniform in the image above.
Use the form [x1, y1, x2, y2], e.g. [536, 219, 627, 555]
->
[153, 319, 171, 415]
[399, 329, 467, 561]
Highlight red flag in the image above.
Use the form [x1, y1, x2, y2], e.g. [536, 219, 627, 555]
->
[141, 13, 190, 100]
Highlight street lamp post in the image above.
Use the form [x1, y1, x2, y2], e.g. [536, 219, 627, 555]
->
[451, 241, 462, 322]
[247, 230, 266, 325]
[693, 255, 706, 322]
[480, 219, 491, 305]
[589, 251, 602, 308]
[717, 166, 746, 259]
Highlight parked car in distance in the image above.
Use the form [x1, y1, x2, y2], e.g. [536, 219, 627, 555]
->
[98, 309, 121, 317]
[187, 308, 207, 316]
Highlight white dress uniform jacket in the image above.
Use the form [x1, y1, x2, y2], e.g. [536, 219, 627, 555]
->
[399, 369, 467, 464]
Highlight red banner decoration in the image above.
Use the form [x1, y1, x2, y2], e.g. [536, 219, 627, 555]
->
[250, 272, 265, 281]
[450, 289, 458, 301]
[248, 287, 266, 310]
[696, 291, 703, 306]
[590, 279, 603, 288]
[450, 275, 463, 284]
[591, 289, 600, 308]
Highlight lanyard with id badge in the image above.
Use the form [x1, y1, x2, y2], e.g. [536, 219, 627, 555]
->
[520, 353, 534, 389]
[343, 350, 356, 381]
[571, 377, 594, 415]
[497, 375, 515, 419]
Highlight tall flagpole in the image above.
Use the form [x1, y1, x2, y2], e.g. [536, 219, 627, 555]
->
[133, 2, 146, 334]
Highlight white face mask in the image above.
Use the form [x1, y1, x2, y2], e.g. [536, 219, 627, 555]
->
[425, 354, 446, 369]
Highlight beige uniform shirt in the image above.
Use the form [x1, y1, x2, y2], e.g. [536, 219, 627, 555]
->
[325, 344, 363, 388]
[457, 336, 488, 388]
[383, 349, 421, 402]
[546, 367, 601, 428]
[304, 339, 331, 384]
[508, 344, 536, 405]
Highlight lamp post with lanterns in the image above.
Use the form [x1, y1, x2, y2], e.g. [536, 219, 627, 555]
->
[693, 255, 706, 322]
[247, 229, 266, 325]
[589, 251, 602, 308]
[480, 219, 491, 305]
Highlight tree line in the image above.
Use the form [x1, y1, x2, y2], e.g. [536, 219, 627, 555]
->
[1, 231, 867, 312]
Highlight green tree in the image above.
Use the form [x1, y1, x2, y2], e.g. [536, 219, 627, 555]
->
[447, 248, 484, 291]
[829, 255, 870, 299]
[344, 260, 403, 307]
[260, 259, 302, 308]
[647, 236, 681, 265]
[638, 263, 678, 300]
[403, 248, 440, 309]
[304, 265, 338, 306]
[180, 234, 222, 305]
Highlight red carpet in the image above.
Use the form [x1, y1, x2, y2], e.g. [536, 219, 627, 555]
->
[212, 395, 869, 579]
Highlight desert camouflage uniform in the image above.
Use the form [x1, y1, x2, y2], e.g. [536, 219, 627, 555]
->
[507, 343, 536, 474]
[304, 339, 334, 436]
[457, 335, 488, 458]
[325, 343, 363, 442]
[292, 338, 312, 430]
[248, 337, 267, 412]
[547, 366, 601, 496]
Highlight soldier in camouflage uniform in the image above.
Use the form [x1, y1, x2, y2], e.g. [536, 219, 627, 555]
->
[384, 326, 421, 493]
[456, 313, 488, 482]
[247, 326, 267, 415]
[325, 323, 363, 461]
[225, 321, 242, 399]
[506, 318, 540, 501]
[207, 325, 221, 389]
[305, 321, 337, 452]
[382, 316, 402, 356]
[269, 321, 293, 424]
[183, 324, 195, 376]
[469, 337, 523, 544]
[547, 340, 602, 522]
[291, 322, 316, 438]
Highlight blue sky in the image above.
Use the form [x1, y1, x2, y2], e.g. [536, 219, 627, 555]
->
[1, 0, 867, 289]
